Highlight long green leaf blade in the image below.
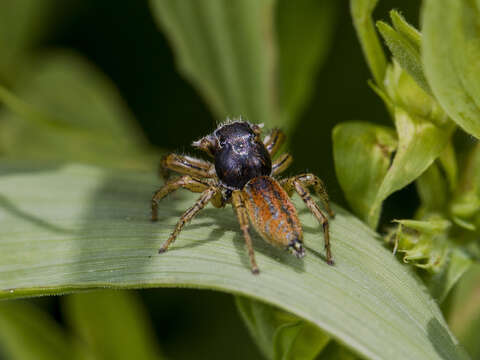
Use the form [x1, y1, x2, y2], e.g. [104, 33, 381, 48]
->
[149, 0, 278, 126]
[276, 0, 336, 130]
[350, 0, 387, 87]
[0, 51, 156, 169]
[0, 162, 468, 360]
[422, 0, 480, 139]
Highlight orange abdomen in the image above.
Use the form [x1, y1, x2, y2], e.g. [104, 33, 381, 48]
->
[243, 176, 303, 248]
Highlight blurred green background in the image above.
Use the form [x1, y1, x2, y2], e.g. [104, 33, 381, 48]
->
[49, 0, 420, 219]
[0, 1, 439, 359]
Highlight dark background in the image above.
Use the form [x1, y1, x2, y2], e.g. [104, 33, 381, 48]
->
[38, 1, 421, 358]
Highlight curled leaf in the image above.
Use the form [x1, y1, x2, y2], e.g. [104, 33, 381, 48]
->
[370, 106, 454, 223]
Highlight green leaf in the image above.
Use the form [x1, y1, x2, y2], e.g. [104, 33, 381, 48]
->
[0, 162, 468, 360]
[319, 341, 361, 360]
[276, 0, 336, 129]
[0, 0, 53, 85]
[0, 51, 156, 169]
[438, 142, 458, 191]
[332, 122, 397, 228]
[450, 143, 480, 233]
[149, 0, 336, 129]
[377, 11, 431, 95]
[350, 0, 387, 87]
[422, 0, 480, 139]
[416, 162, 449, 214]
[0, 301, 75, 360]
[236, 297, 329, 360]
[390, 10, 421, 50]
[149, 0, 278, 126]
[448, 264, 480, 359]
[386, 218, 473, 302]
[63, 290, 165, 360]
[427, 248, 472, 303]
[383, 62, 447, 124]
[370, 107, 455, 224]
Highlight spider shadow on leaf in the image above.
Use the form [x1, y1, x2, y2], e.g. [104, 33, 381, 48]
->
[158, 206, 306, 274]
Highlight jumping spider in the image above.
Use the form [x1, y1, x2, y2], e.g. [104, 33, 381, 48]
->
[151, 120, 334, 274]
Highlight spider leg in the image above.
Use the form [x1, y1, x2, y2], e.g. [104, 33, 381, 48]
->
[160, 153, 215, 180]
[158, 186, 218, 253]
[151, 175, 212, 221]
[271, 153, 293, 176]
[281, 173, 334, 217]
[231, 190, 259, 274]
[281, 175, 334, 265]
[263, 128, 286, 157]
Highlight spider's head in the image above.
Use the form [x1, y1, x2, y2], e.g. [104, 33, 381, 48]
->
[287, 239, 305, 258]
[192, 119, 264, 157]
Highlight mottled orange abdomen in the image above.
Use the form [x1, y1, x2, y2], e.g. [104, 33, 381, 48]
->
[243, 176, 303, 248]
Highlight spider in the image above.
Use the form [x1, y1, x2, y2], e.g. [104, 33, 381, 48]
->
[151, 119, 334, 274]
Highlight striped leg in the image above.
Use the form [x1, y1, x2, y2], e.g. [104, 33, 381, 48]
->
[263, 128, 286, 157]
[151, 175, 210, 221]
[158, 187, 217, 253]
[281, 173, 334, 217]
[160, 153, 215, 180]
[271, 153, 293, 176]
[232, 191, 259, 274]
[281, 175, 334, 265]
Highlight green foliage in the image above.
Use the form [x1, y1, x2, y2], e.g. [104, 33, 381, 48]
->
[236, 297, 329, 360]
[64, 291, 165, 360]
[1, 0, 479, 358]
[276, 0, 336, 129]
[344, 0, 480, 314]
[448, 264, 480, 359]
[0, 162, 468, 359]
[0, 291, 164, 360]
[0, 0, 53, 86]
[350, 0, 387, 87]
[0, 301, 74, 360]
[149, 0, 336, 130]
[0, 51, 156, 169]
[386, 218, 472, 302]
[377, 11, 431, 95]
[422, 0, 480, 139]
[333, 122, 397, 227]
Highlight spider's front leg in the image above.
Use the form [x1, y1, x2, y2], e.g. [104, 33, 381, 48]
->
[152, 175, 209, 221]
[263, 128, 286, 157]
[160, 153, 215, 180]
[281, 174, 334, 265]
[158, 186, 219, 253]
[271, 153, 293, 176]
[231, 191, 259, 274]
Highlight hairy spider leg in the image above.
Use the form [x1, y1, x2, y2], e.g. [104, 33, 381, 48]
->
[152, 175, 212, 221]
[271, 153, 293, 176]
[231, 191, 259, 274]
[160, 153, 215, 180]
[281, 174, 334, 265]
[158, 186, 218, 253]
[282, 174, 334, 217]
[263, 128, 286, 157]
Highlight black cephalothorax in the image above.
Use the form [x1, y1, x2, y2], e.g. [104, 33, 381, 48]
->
[213, 122, 271, 189]
[152, 119, 334, 274]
